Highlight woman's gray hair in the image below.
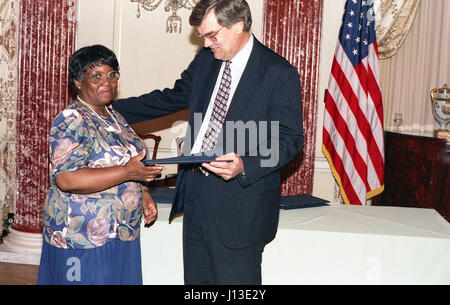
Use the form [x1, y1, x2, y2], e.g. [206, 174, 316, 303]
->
[189, 0, 252, 32]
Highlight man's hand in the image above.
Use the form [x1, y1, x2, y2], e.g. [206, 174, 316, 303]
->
[201, 152, 244, 181]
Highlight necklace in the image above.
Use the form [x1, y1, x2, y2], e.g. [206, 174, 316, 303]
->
[77, 96, 121, 133]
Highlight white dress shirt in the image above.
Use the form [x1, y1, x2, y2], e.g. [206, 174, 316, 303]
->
[190, 35, 254, 154]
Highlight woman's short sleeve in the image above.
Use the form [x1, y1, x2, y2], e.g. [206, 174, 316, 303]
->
[48, 109, 92, 184]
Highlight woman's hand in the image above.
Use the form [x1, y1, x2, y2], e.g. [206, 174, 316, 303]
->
[123, 150, 164, 183]
[142, 189, 158, 227]
[55, 150, 164, 193]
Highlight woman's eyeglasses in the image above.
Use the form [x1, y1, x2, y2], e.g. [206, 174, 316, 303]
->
[88, 70, 120, 84]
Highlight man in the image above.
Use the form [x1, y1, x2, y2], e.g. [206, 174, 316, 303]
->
[113, 0, 303, 285]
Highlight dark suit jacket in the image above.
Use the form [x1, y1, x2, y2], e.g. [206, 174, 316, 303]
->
[113, 36, 303, 249]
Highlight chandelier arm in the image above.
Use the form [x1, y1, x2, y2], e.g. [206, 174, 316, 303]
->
[166, 0, 188, 10]
[131, 0, 199, 33]
[131, 0, 164, 11]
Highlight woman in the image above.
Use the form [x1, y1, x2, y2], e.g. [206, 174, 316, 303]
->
[37, 45, 163, 285]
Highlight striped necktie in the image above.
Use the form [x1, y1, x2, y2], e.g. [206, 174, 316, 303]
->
[201, 60, 232, 152]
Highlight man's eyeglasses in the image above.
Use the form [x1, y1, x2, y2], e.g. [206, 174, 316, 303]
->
[88, 70, 120, 84]
[196, 26, 224, 42]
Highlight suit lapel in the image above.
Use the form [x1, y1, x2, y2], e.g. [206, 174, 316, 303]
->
[195, 59, 222, 116]
[226, 38, 261, 120]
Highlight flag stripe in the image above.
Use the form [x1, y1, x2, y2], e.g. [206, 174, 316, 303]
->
[325, 80, 370, 191]
[323, 89, 367, 204]
[322, 0, 384, 205]
[322, 129, 362, 205]
[364, 47, 385, 183]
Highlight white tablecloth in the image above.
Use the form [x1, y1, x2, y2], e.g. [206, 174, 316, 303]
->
[140, 204, 450, 284]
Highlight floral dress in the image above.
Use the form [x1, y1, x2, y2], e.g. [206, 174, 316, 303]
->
[41, 100, 148, 250]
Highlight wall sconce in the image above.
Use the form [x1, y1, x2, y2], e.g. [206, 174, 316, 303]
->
[131, 0, 200, 33]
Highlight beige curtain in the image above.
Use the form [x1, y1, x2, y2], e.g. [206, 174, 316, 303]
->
[379, 0, 450, 132]
[0, 0, 19, 223]
[375, 0, 422, 59]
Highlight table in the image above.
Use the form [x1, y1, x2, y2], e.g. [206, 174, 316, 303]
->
[140, 204, 450, 284]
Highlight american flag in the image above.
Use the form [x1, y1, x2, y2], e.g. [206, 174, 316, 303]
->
[322, 0, 384, 205]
